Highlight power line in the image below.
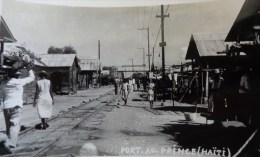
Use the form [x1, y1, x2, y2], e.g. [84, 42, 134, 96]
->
[143, 6, 146, 28]
[148, 6, 154, 27]
[153, 26, 161, 48]
[137, 7, 140, 48]
[165, 4, 170, 14]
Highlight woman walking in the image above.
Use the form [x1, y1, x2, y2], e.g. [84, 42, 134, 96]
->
[33, 70, 54, 129]
[148, 79, 155, 108]
[121, 79, 129, 105]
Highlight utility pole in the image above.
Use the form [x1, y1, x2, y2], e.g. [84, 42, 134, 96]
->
[98, 40, 101, 87]
[138, 27, 151, 71]
[152, 47, 155, 71]
[131, 58, 134, 72]
[138, 47, 145, 71]
[156, 5, 169, 103]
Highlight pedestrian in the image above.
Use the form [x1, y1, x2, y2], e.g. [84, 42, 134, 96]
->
[136, 79, 140, 91]
[191, 71, 199, 107]
[236, 66, 252, 126]
[114, 77, 120, 95]
[132, 78, 136, 91]
[148, 87, 154, 108]
[148, 79, 155, 89]
[0, 65, 35, 152]
[128, 78, 133, 98]
[209, 69, 225, 124]
[148, 79, 155, 108]
[33, 70, 54, 130]
[121, 79, 129, 105]
[142, 77, 147, 92]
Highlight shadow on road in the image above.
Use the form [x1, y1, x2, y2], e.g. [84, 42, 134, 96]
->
[157, 123, 252, 155]
[154, 106, 207, 113]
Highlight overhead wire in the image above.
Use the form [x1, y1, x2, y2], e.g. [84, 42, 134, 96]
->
[137, 7, 140, 48]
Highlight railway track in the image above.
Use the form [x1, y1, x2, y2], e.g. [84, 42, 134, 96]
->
[3, 90, 118, 157]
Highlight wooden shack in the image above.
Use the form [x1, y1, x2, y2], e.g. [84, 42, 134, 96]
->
[185, 33, 233, 102]
[0, 16, 17, 71]
[36, 54, 80, 94]
[224, 0, 260, 130]
[78, 58, 100, 89]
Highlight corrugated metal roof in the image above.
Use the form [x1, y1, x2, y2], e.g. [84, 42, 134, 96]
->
[0, 16, 16, 42]
[225, 0, 260, 42]
[37, 54, 76, 67]
[79, 59, 100, 71]
[186, 33, 228, 60]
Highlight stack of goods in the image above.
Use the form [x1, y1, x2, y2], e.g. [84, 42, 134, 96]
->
[0, 45, 34, 79]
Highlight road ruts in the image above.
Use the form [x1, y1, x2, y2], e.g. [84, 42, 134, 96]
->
[3, 90, 118, 157]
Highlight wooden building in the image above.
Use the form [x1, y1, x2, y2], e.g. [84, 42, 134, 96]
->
[225, 0, 260, 128]
[78, 58, 100, 89]
[185, 33, 230, 102]
[35, 54, 80, 94]
[0, 16, 17, 70]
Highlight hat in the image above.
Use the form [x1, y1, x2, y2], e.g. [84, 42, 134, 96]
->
[39, 70, 47, 75]
[214, 69, 220, 74]
[15, 71, 22, 75]
[39, 70, 48, 78]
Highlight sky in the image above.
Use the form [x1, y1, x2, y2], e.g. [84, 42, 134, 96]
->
[1, 0, 244, 67]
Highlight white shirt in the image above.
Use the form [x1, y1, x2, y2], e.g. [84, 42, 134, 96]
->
[0, 70, 35, 109]
[149, 83, 155, 89]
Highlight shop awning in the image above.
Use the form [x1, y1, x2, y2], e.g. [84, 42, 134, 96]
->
[225, 0, 260, 42]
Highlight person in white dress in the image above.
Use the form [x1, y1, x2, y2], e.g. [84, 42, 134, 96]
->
[148, 79, 155, 108]
[121, 79, 129, 105]
[33, 70, 54, 129]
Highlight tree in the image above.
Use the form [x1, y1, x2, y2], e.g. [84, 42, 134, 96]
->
[63, 46, 76, 54]
[47, 46, 77, 54]
[47, 46, 62, 54]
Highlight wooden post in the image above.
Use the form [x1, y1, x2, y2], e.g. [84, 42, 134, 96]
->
[0, 42, 4, 66]
[201, 64, 204, 104]
[205, 64, 209, 103]
[86, 74, 89, 89]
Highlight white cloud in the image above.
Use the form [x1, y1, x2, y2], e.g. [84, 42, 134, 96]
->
[16, 0, 217, 7]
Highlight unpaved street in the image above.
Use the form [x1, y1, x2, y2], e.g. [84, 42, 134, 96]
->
[0, 87, 251, 157]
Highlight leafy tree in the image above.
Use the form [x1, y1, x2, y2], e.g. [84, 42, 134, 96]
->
[47, 46, 77, 54]
[63, 46, 77, 54]
[47, 46, 62, 54]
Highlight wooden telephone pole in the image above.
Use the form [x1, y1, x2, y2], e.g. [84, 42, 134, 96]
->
[98, 40, 101, 87]
[156, 5, 169, 102]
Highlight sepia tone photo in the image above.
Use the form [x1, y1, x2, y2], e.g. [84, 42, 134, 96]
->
[0, 0, 259, 156]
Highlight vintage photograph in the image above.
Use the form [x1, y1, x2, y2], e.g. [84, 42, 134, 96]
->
[0, 0, 259, 156]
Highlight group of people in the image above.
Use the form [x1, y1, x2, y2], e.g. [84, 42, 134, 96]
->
[0, 66, 54, 153]
[208, 66, 254, 126]
[114, 77, 155, 108]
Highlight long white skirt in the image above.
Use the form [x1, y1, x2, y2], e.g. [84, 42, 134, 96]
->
[37, 98, 53, 118]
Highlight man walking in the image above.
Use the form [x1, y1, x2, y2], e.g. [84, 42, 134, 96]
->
[114, 77, 120, 95]
[0, 65, 35, 153]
